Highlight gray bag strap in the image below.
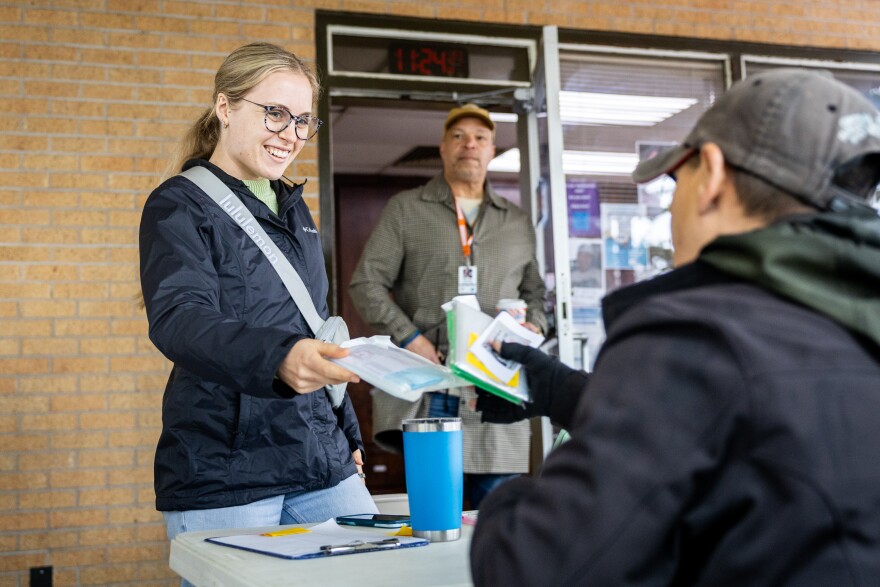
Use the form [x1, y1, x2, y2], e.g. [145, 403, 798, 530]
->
[180, 166, 326, 336]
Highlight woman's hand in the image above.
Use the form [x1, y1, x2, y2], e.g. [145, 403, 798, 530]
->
[352, 449, 365, 483]
[277, 339, 359, 394]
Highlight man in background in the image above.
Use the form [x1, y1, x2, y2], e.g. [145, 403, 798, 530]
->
[471, 69, 880, 585]
[349, 103, 547, 508]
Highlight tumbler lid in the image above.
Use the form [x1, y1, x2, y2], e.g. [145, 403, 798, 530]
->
[402, 417, 461, 432]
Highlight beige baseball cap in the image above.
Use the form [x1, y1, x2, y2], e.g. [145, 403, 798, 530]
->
[445, 103, 495, 132]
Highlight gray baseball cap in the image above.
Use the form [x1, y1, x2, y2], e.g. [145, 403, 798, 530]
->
[632, 68, 880, 210]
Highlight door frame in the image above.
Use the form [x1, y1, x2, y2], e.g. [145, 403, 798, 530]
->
[315, 11, 542, 313]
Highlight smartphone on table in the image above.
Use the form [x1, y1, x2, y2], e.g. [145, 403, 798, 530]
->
[335, 513, 410, 528]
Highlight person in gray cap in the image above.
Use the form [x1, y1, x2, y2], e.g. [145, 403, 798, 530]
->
[469, 69, 880, 586]
[349, 103, 547, 509]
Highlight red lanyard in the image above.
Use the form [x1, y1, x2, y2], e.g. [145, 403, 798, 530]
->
[454, 199, 474, 262]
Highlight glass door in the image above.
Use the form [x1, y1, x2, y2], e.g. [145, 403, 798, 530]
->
[317, 15, 546, 483]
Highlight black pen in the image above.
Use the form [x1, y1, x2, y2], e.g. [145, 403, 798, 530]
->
[319, 538, 401, 554]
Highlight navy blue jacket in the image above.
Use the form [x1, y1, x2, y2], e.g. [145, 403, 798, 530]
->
[140, 160, 362, 511]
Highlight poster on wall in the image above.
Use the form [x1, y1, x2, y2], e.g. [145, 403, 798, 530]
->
[600, 203, 649, 293]
[569, 238, 603, 290]
[566, 180, 600, 238]
[572, 303, 603, 340]
[636, 141, 678, 214]
[568, 238, 604, 335]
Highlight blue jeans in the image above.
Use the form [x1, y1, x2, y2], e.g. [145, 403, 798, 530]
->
[465, 473, 517, 509]
[427, 390, 461, 419]
[164, 474, 376, 587]
[426, 392, 520, 509]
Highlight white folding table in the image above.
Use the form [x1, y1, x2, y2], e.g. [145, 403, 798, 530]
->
[170, 522, 474, 587]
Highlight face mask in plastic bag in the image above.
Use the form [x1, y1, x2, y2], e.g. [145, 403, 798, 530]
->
[328, 336, 469, 402]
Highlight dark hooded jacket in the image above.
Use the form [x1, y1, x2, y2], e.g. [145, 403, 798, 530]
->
[140, 160, 362, 511]
[471, 209, 880, 586]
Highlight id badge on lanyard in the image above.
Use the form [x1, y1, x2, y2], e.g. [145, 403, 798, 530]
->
[455, 199, 477, 295]
[458, 265, 477, 295]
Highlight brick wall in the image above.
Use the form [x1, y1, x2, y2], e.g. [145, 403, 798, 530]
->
[1, 1, 878, 585]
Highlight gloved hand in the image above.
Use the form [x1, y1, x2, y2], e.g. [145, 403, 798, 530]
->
[475, 342, 588, 429]
[474, 388, 537, 424]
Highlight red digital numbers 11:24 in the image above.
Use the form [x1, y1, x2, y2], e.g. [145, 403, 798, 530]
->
[389, 44, 468, 78]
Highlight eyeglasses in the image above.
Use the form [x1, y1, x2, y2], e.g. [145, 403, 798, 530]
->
[667, 148, 698, 181]
[240, 98, 323, 140]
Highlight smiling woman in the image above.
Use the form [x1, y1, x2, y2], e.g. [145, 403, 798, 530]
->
[138, 42, 376, 587]
[209, 68, 317, 181]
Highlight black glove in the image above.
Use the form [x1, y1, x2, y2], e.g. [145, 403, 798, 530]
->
[475, 342, 588, 429]
[474, 388, 536, 424]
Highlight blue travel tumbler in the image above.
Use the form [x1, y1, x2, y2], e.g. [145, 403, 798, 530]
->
[402, 417, 463, 541]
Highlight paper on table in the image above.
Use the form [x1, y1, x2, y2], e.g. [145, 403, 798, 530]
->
[329, 336, 469, 401]
[205, 519, 428, 560]
[468, 312, 545, 383]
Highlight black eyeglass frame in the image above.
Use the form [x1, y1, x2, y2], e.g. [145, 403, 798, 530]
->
[240, 98, 323, 140]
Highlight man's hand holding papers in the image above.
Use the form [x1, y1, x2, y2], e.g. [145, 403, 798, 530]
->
[474, 342, 589, 429]
[468, 312, 545, 383]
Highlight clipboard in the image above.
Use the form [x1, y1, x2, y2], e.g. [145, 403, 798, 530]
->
[204, 519, 429, 560]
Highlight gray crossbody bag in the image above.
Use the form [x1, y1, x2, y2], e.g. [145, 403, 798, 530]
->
[181, 166, 349, 408]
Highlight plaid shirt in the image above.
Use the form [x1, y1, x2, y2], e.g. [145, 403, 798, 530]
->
[349, 175, 547, 473]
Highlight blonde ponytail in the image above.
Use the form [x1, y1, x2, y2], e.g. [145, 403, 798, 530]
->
[143, 43, 321, 310]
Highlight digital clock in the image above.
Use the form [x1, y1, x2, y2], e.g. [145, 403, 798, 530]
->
[388, 42, 469, 78]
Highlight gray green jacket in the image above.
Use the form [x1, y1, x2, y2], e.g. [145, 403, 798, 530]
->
[349, 175, 547, 473]
[700, 209, 880, 345]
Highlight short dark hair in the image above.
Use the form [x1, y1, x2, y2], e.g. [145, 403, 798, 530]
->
[728, 164, 814, 220]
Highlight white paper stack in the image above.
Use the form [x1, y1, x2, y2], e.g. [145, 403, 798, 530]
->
[442, 296, 544, 405]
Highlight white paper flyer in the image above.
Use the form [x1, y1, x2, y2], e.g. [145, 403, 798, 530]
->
[468, 312, 545, 383]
